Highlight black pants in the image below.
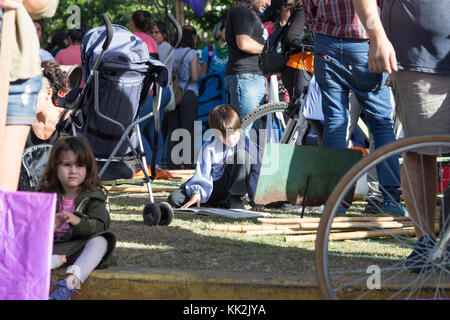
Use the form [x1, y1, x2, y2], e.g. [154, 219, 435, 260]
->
[167, 90, 199, 169]
[167, 150, 252, 208]
[281, 66, 312, 101]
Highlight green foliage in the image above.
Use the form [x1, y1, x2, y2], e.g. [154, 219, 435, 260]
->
[40, 0, 233, 49]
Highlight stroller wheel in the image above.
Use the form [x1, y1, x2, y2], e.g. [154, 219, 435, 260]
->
[159, 202, 174, 226]
[143, 203, 161, 226]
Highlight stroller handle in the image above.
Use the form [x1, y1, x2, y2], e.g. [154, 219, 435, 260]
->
[167, 12, 182, 49]
[101, 13, 113, 51]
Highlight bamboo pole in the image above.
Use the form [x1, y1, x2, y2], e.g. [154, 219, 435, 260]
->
[208, 224, 300, 232]
[246, 229, 314, 236]
[285, 227, 418, 242]
[258, 216, 412, 224]
[105, 186, 177, 193]
[298, 221, 417, 230]
[0, 9, 16, 167]
[285, 223, 440, 242]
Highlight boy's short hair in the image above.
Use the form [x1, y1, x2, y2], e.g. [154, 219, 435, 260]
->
[208, 104, 242, 136]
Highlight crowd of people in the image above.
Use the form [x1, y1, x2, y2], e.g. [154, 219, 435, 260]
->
[1, 0, 449, 299]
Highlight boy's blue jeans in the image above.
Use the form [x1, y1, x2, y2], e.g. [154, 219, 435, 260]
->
[313, 34, 401, 202]
[224, 73, 266, 134]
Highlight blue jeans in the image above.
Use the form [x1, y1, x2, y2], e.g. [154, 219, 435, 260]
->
[7, 75, 42, 125]
[224, 73, 266, 134]
[313, 34, 400, 202]
[139, 87, 171, 166]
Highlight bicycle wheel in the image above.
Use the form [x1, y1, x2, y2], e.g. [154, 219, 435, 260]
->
[241, 101, 316, 150]
[315, 135, 450, 300]
[241, 102, 289, 131]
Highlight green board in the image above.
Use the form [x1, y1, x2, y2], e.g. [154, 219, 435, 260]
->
[254, 144, 362, 206]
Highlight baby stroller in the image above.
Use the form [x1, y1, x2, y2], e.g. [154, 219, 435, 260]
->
[57, 14, 181, 226]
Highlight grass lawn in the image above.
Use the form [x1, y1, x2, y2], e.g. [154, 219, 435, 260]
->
[106, 177, 412, 277]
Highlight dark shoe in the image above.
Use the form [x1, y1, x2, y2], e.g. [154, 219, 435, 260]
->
[227, 195, 245, 209]
[405, 235, 436, 273]
[364, 199, 384, 214]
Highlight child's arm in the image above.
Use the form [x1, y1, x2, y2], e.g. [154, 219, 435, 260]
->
[57, 211, 81, 226]
[70, 198, 109, 239]
[183, 140, 215, 204]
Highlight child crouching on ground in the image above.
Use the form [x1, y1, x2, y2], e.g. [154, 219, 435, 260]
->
[168, 104, 261, 209]
[36, 135, 116, 300]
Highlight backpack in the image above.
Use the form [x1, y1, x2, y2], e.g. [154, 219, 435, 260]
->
[18, 144, 53, 191]
[173, 48, 193, 106]
[259, 24, 289, 76]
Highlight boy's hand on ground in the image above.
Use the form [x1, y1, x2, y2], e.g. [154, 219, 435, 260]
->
[0, 0, 23, 9]
[251, 204, 264, 212]
[181, 194, 201, 208]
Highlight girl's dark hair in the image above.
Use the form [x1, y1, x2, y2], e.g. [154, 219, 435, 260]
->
[34, 19, 44, 33]
[36, 135, 106, 195]
[208, 104, 242, 136]
[153, 20, 168, 39]
[41, 62, 70, 105]
[132, 10, 152, 32]
[68, 28, 84, 43]
[178, 28, 196, 48]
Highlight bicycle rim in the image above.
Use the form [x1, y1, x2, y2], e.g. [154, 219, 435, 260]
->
[316, 135, 450, 300]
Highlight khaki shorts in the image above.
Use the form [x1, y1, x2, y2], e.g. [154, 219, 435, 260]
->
[391, 70, 450, 154]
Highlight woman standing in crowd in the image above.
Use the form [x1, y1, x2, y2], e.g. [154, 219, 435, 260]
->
[147, 20, 178, 174]
[200, 19, 228, 76]
[0, 0, 58, 191]
[280, 0, 313, 101]
[167, 27, 201, 169]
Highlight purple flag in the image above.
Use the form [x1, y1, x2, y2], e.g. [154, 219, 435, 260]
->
[0, 189, 56, 300]
[181, 0, 207, 16]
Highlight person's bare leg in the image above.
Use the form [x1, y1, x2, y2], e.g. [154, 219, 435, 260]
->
[401, 152, 437, 239]
[0, 125, 30, 191]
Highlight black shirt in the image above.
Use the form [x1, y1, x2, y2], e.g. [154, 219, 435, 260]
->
[382, 0, 450, 76]
[225, 5, 267, 75]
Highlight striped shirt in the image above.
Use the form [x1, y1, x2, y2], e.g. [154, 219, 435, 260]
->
[303, 0, 383, 39]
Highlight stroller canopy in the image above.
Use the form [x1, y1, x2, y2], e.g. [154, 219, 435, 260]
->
[81, 24, 169, 87]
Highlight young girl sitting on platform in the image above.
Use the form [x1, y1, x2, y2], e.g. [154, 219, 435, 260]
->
[37, 135, 116, 300]
[168, 104, 261, 209]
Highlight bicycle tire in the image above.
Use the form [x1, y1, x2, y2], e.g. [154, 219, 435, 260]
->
[315, 135, 450, 300]
[241, 102, 289, 131]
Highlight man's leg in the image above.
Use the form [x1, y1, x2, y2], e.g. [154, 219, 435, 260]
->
[225, 73, 266, 135]
[313, 36, 350, 149]
[351, 65, 402, 207]
[401, 153, 437, 238]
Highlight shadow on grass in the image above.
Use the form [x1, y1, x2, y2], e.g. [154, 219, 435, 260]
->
[108, 192, 406, 277]
[107, 192, 319, 276]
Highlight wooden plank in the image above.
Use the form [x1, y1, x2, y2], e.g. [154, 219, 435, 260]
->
[285, 227, 417, 242]
[258, 216, 412, 224]
[106, 186, 177, 193]
[246, 229, 313, 236]
[209, 224, 299, 232]
[298, 221, 416, 230]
